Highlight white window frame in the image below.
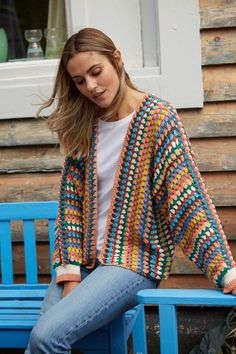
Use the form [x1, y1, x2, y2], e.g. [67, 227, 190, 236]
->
[0, 0, 203, 119]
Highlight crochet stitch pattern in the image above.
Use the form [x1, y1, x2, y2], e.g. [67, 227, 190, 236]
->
[53, 95, 235, 287]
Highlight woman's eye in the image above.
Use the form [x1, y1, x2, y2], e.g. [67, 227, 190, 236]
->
[92, 69, 101, 76]
[76, 79, 84, 85]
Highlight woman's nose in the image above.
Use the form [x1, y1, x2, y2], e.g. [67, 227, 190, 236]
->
[86, 77, 97, 92]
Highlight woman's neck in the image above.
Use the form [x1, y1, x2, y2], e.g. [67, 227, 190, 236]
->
[108, 88, 147, 122]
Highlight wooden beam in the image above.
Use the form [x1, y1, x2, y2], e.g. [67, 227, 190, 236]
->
[0, 146, 63, 173]
[12, 275, 51, 284]
[0, 102, 236, 147]
[11, 219, 52, 242]
[8, 206, 236, 242]
[8, 273, 217, 288]
[203, 65, 236, 102]
[0, 172, 236, 206]
[200, 0, 236, 29]
[203, 172, 236, 207]
[172, 242, 236, 275]
[217, 207, 236, 239]
[11, 241, 236, 279]
[201, 28, 236, 65]
[0, 118, 58, 146]
[0, 138, 236, 173]
[0, 173, 60, 202]
[160, 275, 214, 289]
[12, 242, 50, 275]
[191, 137, 236, 172]
[179, 102, 236, 138]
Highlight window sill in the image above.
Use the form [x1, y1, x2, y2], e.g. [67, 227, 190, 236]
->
[0, 62, 161, 119]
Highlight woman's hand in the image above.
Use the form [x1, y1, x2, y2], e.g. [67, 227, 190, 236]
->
[223, 279, 236, 296]
[63, 281, 80, 297]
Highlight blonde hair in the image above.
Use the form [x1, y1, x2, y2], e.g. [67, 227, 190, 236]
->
[38, 27, 139, 158]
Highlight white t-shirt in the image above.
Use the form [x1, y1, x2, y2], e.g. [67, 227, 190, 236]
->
[97, 112, 134, 254]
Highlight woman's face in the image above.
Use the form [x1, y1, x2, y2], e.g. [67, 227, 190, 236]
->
[67, 51, 121, 108]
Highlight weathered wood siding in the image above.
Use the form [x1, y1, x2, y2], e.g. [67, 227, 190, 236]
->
[163, 0, 236, 289]
[0, 0, 236, 286]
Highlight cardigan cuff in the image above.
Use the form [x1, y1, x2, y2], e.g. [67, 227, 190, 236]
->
[221, 267, 236, 287]
[55, 264, 81, 284]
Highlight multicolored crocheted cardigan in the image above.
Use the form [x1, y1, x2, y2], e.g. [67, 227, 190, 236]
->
[53, 95, 235, 287]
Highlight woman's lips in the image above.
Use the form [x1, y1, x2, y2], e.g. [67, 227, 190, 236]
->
[93, 90, 106, 99]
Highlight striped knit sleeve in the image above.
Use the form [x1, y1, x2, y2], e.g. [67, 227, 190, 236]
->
[153, 101, 235, 287]
[53, 156, 85, 283]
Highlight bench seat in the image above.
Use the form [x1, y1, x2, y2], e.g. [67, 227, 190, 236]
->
[0, 283, 142, 352]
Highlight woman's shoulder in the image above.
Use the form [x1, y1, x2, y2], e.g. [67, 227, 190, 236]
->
[147, 95, 176, 113]
[64, 154, 85, 170]
[145, 94, 179, 127]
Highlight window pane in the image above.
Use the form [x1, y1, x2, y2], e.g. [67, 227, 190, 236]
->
[140, 0, 160, 67]
[0, 0, 67, 62]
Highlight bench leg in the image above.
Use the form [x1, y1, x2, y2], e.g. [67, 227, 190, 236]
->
[110, 314, 128, 354]
[132, 304, 147, 354]
[159, 304, 178, 354]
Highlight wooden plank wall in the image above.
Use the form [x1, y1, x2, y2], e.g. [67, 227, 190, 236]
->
[163, 0, 236, 289]
[0, 0, 236, 286]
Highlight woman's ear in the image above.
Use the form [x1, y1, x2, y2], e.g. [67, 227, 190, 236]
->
[113, 49, 123, 68]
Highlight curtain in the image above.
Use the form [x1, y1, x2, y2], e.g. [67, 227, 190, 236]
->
[0, 0, 25, 59]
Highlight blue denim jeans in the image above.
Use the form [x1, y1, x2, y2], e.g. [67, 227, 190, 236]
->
[25, 262, 157, 354]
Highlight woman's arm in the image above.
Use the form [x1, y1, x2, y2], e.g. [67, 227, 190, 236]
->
[53, 156, 85, 284]
[153, 101, 235, 289]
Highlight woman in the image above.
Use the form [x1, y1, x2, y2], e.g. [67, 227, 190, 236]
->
[25, 27, 236, 353]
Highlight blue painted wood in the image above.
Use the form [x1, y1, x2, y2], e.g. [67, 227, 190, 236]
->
[110, 314, 127, 354]
[23, 220, 38, 284]
[136, 289, 236, 354]
[0, 309, 40, 314]
[0, 331, 31, 348]
[0, 201, 137, 353]
[0, 284, 48, 290]
[0, 221, 13, 284]
[159, 304, 178, 354]
[0, 288, 47, 298]
[0, 300, 44, 308]
[0, 329, 108, 350]
[131, 304, 147, 354]
[0, 201, 58, 220]
[138, 289, 236, 306]
[124, 308, 139, 338]
[0, 304, 135, 350]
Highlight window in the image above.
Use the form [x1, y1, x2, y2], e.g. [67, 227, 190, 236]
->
[0, 0, 67, 61]
[0, 0, 203, 119]
[0, 1, 49, 60]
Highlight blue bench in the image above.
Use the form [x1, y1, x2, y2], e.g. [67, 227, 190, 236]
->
[0, 201, 142, 354]
[136, 288, 236, 354]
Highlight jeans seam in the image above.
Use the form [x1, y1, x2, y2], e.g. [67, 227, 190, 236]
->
[58, 275, 146, 347]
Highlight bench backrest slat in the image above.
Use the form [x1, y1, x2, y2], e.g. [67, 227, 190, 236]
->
[0, 201, 58, 284]
[0, 309, 40, 315]
[0, 288, 47, 299]
[0, 202, 58, 221]
[23, 221, 38, 284]
[0, 221, 14, 285]
[0, 300, 44, 308]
